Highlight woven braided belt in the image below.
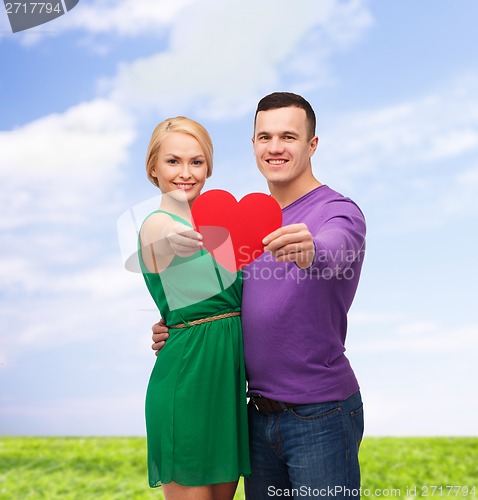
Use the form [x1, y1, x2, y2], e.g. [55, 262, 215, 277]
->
[170, 311, 241, 329]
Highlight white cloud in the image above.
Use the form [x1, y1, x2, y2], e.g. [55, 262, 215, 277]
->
[107, 0, 373, 119]
[0, 393, 148, 435]
[349, 311, 402, 325]
[4, 0, 372, 61]
[348, 312, 478, 353]
[0, 0, 198, 42]
[0, 267, 151, 364]
[53, 260, 145, 299]
[0, 98, 139, 369]
[349, 313, 478, 435]
[0, 98, 135, 228]
[321, 75, 478, 180]
[0, 98, 134, 178]
[363, 386, 478, 436]
[440, 163, 478, 217]
[61, 0, 197, 36]
[316, 73, 478, 231]
[0, 277, 158, 435]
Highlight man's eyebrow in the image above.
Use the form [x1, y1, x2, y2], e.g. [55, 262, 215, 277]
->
[255, 130, 299, 137]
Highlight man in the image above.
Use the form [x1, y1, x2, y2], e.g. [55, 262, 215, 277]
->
[152, 92, 366, 499]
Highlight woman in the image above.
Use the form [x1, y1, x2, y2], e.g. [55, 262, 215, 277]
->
[138, 117, 250, 500]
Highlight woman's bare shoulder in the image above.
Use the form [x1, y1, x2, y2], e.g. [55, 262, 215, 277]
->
[140, 211, 173, 246]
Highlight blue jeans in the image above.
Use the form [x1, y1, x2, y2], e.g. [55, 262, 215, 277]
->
[244, 391, 364, 500]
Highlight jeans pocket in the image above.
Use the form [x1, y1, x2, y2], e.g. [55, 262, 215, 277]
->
[289, 402, 342, 421]
[350, 403, 364, 449]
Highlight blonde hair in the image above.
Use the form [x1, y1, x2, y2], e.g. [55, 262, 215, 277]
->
[146, 116, 213, 187]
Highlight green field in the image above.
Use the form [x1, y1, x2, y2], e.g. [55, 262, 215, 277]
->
[0, 437, 476, 499]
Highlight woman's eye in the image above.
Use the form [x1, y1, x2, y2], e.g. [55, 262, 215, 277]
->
[167, 159, 178, 164]
[192, 160, 204, 166]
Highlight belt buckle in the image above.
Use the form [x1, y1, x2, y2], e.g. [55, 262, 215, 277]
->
[250, 393, 263, 412]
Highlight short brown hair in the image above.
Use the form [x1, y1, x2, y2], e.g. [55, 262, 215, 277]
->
[254, 92, 316, 139]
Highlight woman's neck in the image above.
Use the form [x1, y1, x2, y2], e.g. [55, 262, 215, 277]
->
[159, 191, 195, 222]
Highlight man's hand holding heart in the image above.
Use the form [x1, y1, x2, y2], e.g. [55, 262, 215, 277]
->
[263, 223, 315, 269]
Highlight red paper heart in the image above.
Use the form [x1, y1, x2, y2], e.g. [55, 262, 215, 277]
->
[191, 190, 282, 272]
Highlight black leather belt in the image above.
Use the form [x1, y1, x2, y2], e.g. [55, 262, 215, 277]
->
[249, 394, 305, 414]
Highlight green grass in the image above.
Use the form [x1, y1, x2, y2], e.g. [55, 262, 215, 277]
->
[359, 438, 477, 498]
[0, 437, 476, 499]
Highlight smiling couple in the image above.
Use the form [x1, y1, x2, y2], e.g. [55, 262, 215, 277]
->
[137, 92, 366, 500]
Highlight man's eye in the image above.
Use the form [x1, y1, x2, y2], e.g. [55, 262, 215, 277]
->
[259, 135, 270, 141]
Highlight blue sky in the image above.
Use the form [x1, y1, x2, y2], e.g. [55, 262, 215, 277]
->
[1, 0, 477, 436]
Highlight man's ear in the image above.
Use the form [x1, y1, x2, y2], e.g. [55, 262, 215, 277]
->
[309, 136, 319, 157]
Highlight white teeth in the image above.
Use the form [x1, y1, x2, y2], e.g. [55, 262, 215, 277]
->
[268, 160, 286, 165]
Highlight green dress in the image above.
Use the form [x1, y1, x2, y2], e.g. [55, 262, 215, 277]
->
[139, 210, 250, 487]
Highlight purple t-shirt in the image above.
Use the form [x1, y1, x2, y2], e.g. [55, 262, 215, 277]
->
[241, 185, 366, 403]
